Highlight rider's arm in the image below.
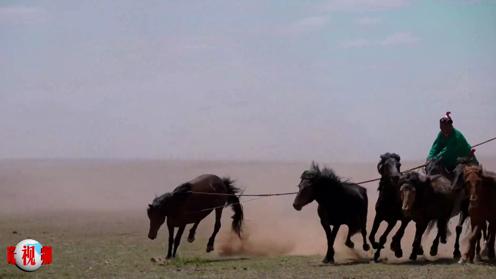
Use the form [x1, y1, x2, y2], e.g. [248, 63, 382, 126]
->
[427, 133, 443, 160]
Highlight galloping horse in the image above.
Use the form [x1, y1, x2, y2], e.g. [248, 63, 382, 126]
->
[461, 165, 496, 263]
[293, 162, 370, 263]
[426, 157, 477, 259]
[399, 172, 464, 260]
[147, 174, 244, 259]
[369, 153, 411, 261]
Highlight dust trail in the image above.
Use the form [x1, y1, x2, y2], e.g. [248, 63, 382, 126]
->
[217, 224, 294, 256]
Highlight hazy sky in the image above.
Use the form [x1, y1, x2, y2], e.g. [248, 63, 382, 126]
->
[1, 0, 495, 163]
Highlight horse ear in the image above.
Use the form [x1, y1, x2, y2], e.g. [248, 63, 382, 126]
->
[311, 161, 320, 172]
[393, 153, 401, 162]
[377, 162, 383, 174]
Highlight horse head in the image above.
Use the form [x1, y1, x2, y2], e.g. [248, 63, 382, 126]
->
[377, 153, 401, 186]
[147, 193, 171, 239]
[293, 162, 320, 211]
[463, 165, 484, 209]
[399, 172, 429, 216]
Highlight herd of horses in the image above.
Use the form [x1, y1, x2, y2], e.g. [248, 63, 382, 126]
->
[146, 153, 496, 264]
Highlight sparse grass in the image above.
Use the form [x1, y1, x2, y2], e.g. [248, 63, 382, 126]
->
[1, 212, 496, 279]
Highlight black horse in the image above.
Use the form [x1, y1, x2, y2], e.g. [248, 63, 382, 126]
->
[293, 162, 370, 263]
[147, 174, 244, 259]
[369, 153, 411, 261]
[425, 157, 477, 259]
[400, 171, 464, 260]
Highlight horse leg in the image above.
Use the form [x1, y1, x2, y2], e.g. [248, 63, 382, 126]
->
[369, 214, 382, 249]
[480, 221, 488, 258]
[410, 222, 427, 261]
[454, 209, 467, 259]
[391, 219, 409, 258]
[475, 231, 482, 262]
[472, 226, 482, 263]
[188, 222, 200, 243]
[361, 221, 370, 251]
[206, 208, 223, 253]
[461, 222, 480, 264]
[172, 225, 185, 258]
[430, 230, 440, 257]
[487, 221, 496, 259]
[322, 222, 340, 264]
[166, 223, 175, 259]
[430, 219, 447, 256]
[345, 229, 354, 249]
[374, 220, 395, 262]
[379, 220, 395, 249]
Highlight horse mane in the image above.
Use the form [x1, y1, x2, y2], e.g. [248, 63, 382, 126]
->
[400, 172, 427, 189]
[150, 192, 172, 209]
[150, 183, 192, 209]
[379, 153, 401, 165]
[305, 162, 345, 186]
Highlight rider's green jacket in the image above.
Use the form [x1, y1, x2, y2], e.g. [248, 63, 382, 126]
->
[427, 128, 475, 170]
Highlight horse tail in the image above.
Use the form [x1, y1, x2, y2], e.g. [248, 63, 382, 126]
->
[222, 177, 244, 238]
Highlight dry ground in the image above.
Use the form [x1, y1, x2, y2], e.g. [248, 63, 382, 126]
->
[1, 159, 496, 278]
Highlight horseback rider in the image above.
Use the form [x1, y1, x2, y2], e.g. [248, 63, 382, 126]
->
[427, 112, 478, 173]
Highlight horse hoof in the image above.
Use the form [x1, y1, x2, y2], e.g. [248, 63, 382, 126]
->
[409, 253, 417, 261]
[206, 245, 214, 253]
[187, 236, 195, 243]
[453, 250, 461, 259]
[418, 247, 424, 255]
[345, 240, 355, 249]
[458, 258, 466, 264]
[430, 248, 438, 257]
[363, 244, 370, 251]
[374, 251, 381, 262]
[322, 257, 334, 264]
[394, 249, 403, 258]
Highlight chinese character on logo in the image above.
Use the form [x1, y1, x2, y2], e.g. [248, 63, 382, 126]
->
[22, 245, 36, 266]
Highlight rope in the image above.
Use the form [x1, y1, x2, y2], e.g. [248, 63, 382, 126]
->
[471, 136, 496, 148]
[186, 191, 298, 197]
[185, 135, 496, 198]
[196, 196, 268, 212]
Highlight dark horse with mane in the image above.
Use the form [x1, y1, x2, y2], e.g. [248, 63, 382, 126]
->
[147, 174, 244, 258]
[369, 153, 411, 262]
[399, 171, 465, 260]
[425, 156, 478, 259]
[293, 162, 370, 263]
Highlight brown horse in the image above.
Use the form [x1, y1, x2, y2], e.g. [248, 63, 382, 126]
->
[369, 153, 411, 262]
[293, 162, 370, 263]
[400, 172, 465, 260]
[147, 174, 244, 259]
[461, 165, 496, 263]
